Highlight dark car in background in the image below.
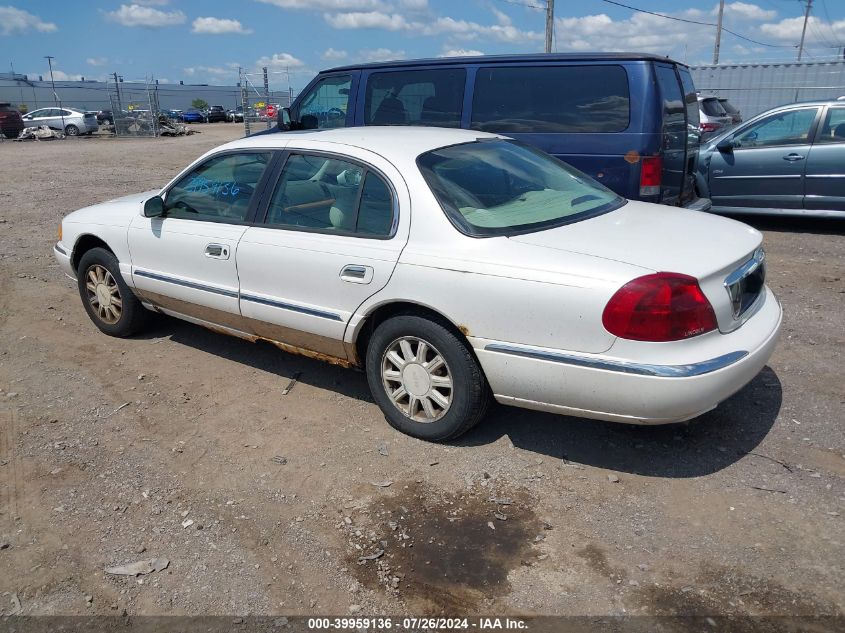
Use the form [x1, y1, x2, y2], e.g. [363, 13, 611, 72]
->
[0, 103, 24, 138]
[266, 53, 709, 210]
[182, 109, 206, 123]
[96, 109, 114, 125]
[697, 99, 845, 217]
[206, 105, 227, 123]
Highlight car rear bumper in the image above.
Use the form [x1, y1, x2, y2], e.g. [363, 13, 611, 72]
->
[472, 287, 782, 424]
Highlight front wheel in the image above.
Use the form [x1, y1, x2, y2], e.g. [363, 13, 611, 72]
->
[366, 315, 491, 441]
[64, 124, 79, 136]
[77, 248, 151, 337]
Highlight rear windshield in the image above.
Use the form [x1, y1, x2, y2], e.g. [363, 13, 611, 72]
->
[701, 98, 726, 116]
[417, 139, 625, 237]
[471, 65, 630, 134]
[719, 99, 739, 114]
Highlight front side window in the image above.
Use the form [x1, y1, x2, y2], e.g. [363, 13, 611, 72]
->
[294, 75, 352, 129]
[418, 140, 624, 237]
[164, 152, 271, 222]
[471, 65, 630, 134]
[264, 153, 394, 237]
[734, 108, 819, 149]
[364, 68, 465, 127]
[816, 107, 845, 144]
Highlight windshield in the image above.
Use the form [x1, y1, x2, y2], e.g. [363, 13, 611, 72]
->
[417, 139, 625, 237]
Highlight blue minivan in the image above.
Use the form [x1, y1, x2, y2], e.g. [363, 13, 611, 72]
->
[267, 53, 710, 210]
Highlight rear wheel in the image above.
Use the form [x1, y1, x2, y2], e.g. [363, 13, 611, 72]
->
[64, 124, 79, 136]
[366, 315, 490, 441]
[77, 248, 150, 337]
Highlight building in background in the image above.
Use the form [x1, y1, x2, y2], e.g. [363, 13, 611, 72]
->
[690, 60, 845, 119]
[0, 73, 291, 113]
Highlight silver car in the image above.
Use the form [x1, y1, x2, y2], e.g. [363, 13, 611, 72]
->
[21, 107, 99, 136]
[698, 95, 733, 140]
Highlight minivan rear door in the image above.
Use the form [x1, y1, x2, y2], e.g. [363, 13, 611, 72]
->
[654, 63, 687, 205]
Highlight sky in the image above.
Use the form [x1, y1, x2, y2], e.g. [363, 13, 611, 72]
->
[1, 0, 844, 91]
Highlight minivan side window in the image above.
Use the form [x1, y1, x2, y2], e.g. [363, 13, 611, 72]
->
[293, 75, 352, 129]
[471, 65, 630, 134]
[364, 68, 465, 127]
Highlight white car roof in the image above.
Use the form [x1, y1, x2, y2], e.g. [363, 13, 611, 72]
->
[230, 126, 504, 160]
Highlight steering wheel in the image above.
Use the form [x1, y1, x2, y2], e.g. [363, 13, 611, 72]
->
[327, 108, 345, 120]
[172, 200, 198, 214]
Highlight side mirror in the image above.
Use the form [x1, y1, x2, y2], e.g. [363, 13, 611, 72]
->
[716, 138, 734, 153]
[143, 196, 165, 218]
[278, 107, 292, 130]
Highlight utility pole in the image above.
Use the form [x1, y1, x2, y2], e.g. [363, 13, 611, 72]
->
[545, 0, 554, 54]
[713, 0, 725, 65]
[45, 56, 66, 136]
[240, 67, 250, 136]
[263, 66, 270, 130]
[113, 72, 123, 114]
[797, 0, 813, 61]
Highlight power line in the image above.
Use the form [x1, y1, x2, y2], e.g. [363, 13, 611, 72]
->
[598, 0, 797, 48]
[491, 0, 545, 9]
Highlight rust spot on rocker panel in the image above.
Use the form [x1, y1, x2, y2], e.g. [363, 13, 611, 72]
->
[259, 338, 354, 368]
[458, 324, 470, 336]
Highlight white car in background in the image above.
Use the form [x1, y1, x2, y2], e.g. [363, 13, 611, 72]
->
[53, 127, 782, 441]
[22, 107, 99, 136]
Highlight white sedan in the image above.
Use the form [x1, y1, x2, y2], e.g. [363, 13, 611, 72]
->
[53, 127, 782, 441]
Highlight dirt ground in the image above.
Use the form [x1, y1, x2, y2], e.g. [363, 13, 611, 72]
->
[1, 125, 843, 624]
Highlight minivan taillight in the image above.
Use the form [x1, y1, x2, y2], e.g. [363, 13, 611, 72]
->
[602, 273, 717, 342]
[639, 155, 662, 197]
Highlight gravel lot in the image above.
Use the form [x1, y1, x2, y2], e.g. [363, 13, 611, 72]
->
[0, 125, 843, 624]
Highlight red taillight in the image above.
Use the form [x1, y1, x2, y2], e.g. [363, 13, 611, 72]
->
[700, 122, 722, 133]
[639, 155, 662, 197]
[602, 273, 717, 342]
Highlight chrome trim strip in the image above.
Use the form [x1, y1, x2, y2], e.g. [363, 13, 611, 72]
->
[724, 247, 766, 321]
[713, 175, 801, 180]
[54, 243, 68, 256]
[484, 344, 749, 378]
[240, 293, 343, 322]
[133, 269, 238, 299]
[805, 174, 845, 178]
[725, 247, 765, 287]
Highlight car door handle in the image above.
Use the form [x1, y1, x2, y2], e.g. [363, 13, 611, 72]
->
[204, 243, 230, 259]
[782, 153, 805, 161]
[340, 264, 373, 284]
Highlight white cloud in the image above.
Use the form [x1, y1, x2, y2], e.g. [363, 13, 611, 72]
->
[722, 2, 776, 21]
[440, 48, 484, 57]
[104, 4, 186, 27]
[134, 0, 171, 5]
[255, 52, 306, 69]
[323, 9, 540, 42]
[492, 8, 512, 27]
[0, 6, 57, 35]
[357, 48, 406, 62]
[257, 0, 385, 9]
[86, 57, 108, 66]
[183, 65, 238, 79]
[760, 15, 845, 43]
[28, 69, 84, 81]
[324, 10, 409, 30]
[192, 16, 252, 35]
[555, 11, 711, 54]
[322, 47, 349, 60]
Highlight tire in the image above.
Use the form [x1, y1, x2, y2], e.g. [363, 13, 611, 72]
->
[64, 124, 79, 136]
[77, 247, 151, 337]
[365, 315, 491, 441]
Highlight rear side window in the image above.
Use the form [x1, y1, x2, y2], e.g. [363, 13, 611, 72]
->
[816, 107, 845, 144]
[471, 65, 630, 133]
[655, 65, 684, 128]
[364, 68, 465, 127]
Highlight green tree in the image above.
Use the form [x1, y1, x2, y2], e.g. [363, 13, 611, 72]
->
[191, 98, 209, 111]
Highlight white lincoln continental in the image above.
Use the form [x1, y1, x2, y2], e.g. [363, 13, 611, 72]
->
[54, 127, 782, 441]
